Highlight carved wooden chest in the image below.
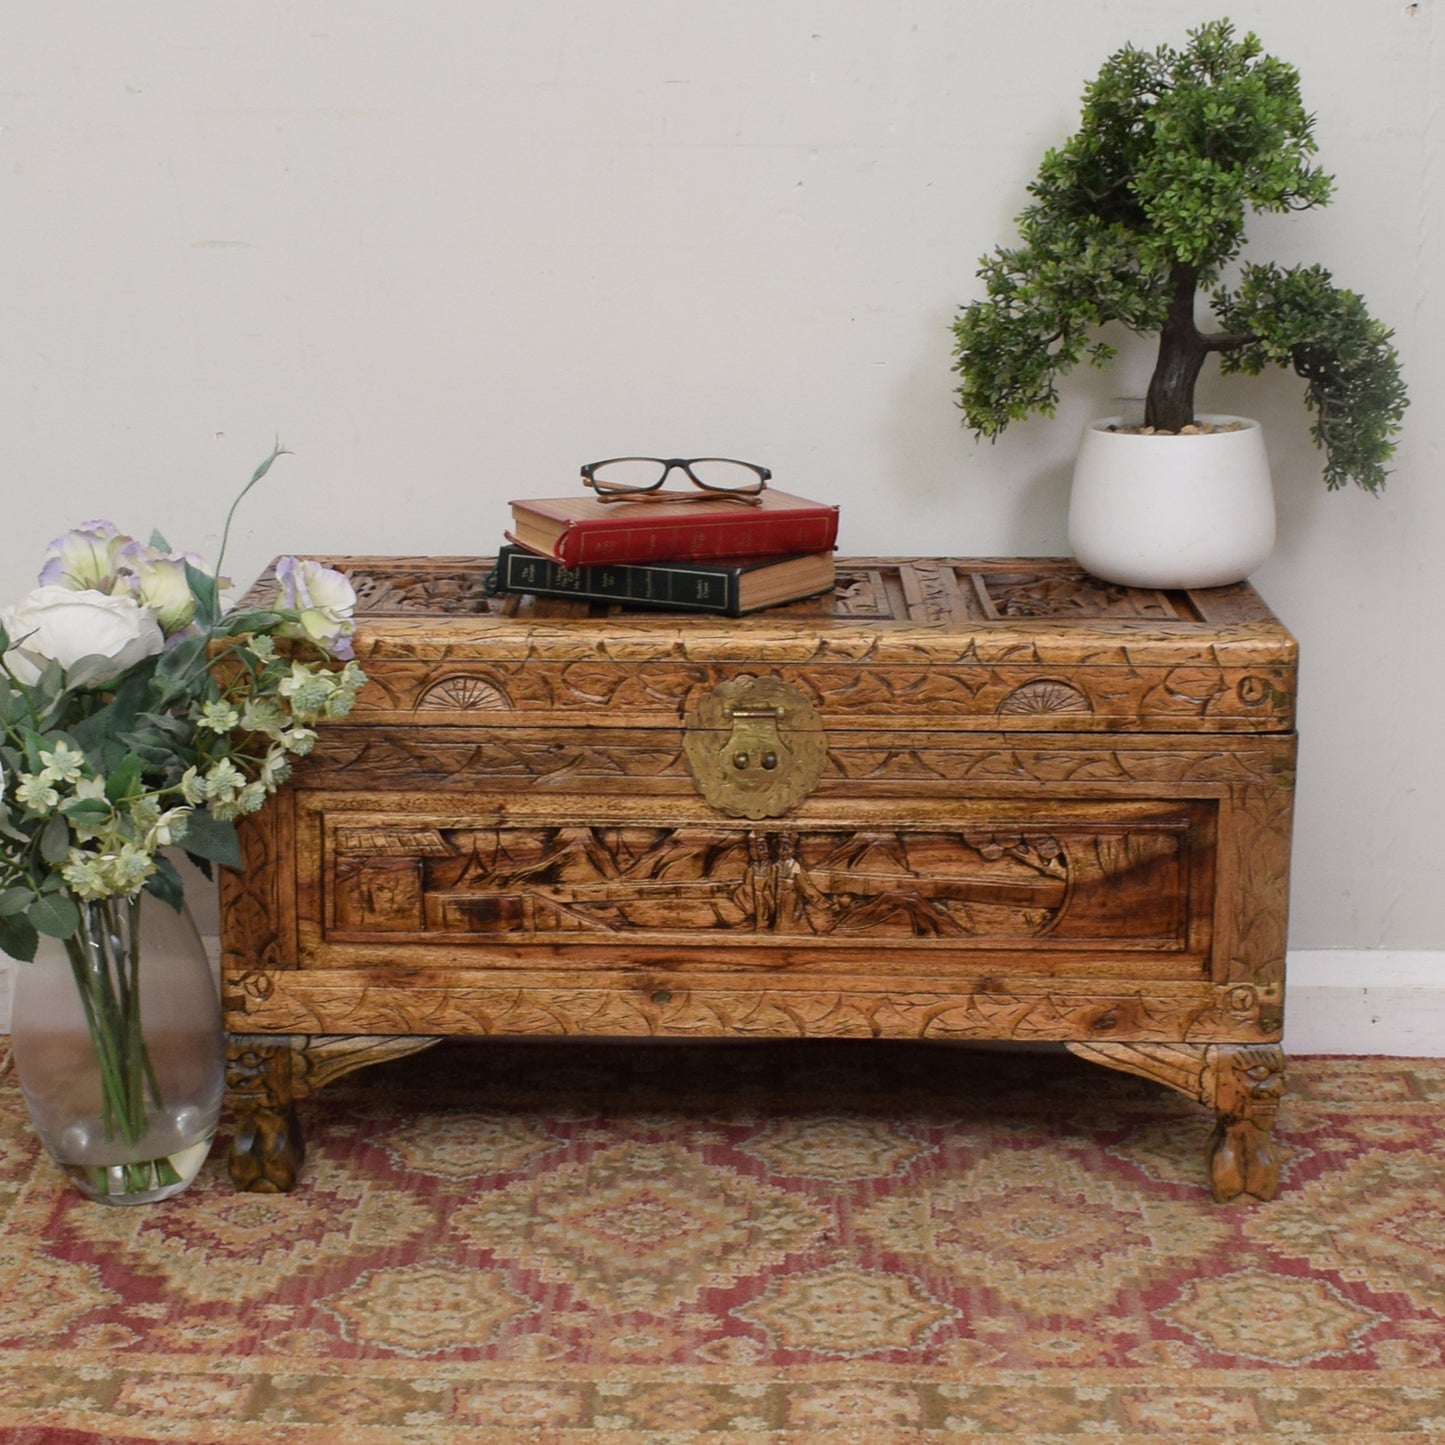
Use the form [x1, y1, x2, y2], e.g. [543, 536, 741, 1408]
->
[222, 557, 1297, 1201]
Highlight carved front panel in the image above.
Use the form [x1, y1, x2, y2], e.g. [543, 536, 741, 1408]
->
[298, 797, 1214, 971]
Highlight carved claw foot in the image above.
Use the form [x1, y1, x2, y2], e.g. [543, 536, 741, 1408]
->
[226, 1037, 306, 1193]
[1066, 1040, 1286, 1203]
[229, 1101, 305, 1193]
[224, 1034, 443, 1192]
[1206, 1044, 1285, 1202]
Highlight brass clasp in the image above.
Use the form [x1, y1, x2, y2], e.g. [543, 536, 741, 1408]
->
[725, 704, 785, 775]
[684, 676, 826, 819]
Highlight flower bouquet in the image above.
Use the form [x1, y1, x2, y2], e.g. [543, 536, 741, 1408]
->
[0, 445, 366, 1201]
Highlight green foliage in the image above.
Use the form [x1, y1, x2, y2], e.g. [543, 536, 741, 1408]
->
[0, 452, 366, 961]
[1214, 264, 1409, 492]
[952, 18, 1407, 491]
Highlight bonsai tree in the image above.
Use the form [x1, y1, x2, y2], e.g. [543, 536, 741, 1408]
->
[951, 19, 1407, 492]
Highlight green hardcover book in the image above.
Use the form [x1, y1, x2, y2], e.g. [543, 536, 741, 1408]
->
[487, 545, 836, 616]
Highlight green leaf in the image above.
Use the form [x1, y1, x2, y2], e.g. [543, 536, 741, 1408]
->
[39, 813, 71, 866]
[214, 609, 283, 636]
[0, 682, 28, 725]
[145, 854, 186, 912]
[92, 736, 133, 779]
[34, 658, 65, 706]
[122, 740, 179, 771]
[60, 797, 112, 827]
[29, 891, 81, 939]
[69, 669, 149, 757]
[185, 560, 221, 632]
[64, 652, 128, 690]
[21, 730, 44, 773]
[154, 632, 208, 683]
[0, 912, 38, 962]
[0, 887, 35, 917]
[181, 809, 243, 869]
[136, 710, 193, 741]
[104, 751, 144, 805]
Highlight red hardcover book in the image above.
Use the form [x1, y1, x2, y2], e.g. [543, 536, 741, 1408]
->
[505, 490, 840, 567]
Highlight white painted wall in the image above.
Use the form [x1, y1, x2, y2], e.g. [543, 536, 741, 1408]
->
[2, 3, 1441, 1007]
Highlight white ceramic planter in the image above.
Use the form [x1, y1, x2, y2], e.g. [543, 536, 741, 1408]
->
[1067, 415, 1275, 589]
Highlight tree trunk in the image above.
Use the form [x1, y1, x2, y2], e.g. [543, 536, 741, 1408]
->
[1145, 262, 1209, 432]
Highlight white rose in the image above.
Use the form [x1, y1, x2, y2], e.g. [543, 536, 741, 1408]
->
[1, 585, 165, 685]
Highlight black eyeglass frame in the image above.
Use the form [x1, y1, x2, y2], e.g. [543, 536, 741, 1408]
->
[580, 456, 772, 501]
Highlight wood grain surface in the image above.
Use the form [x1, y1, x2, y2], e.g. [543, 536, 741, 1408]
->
[221, 557, 1298, 1199]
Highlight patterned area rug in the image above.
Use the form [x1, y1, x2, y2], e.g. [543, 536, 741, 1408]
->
[2, 1040, 1444, 1443]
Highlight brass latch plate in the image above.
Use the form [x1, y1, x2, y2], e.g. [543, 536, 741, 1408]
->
[683, 675, 827, 819]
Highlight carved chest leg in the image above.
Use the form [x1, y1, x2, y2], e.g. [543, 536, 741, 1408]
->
[1066, 1041, 1285, 1202]
[1205, 1043, 1286, 1203]
[226, 1037, 306, 1193]
[226, 1034, 442, 1191]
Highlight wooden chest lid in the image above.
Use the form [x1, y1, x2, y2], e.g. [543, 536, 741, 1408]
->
[241, 556, 1297, 734]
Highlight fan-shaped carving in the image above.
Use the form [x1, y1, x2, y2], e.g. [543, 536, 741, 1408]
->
[416, 676, 510, 711]
[997, 680, 1093, 715]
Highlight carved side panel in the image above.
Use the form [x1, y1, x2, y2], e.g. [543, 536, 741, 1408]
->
[1219, 775, 1295, 994]
[218, 794, 295, 974]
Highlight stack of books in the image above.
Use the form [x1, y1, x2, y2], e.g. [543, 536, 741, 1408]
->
[490, 489, 840, 616]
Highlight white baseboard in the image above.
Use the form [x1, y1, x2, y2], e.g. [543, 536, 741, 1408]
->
[1283, 950, 1445, 1056]
[3, 949, 1442, 1056]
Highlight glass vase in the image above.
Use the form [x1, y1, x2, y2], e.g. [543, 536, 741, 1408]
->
[10, 891, 224, 1205]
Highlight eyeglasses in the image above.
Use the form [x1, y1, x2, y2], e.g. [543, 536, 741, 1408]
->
[581, 457, 771, 504]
